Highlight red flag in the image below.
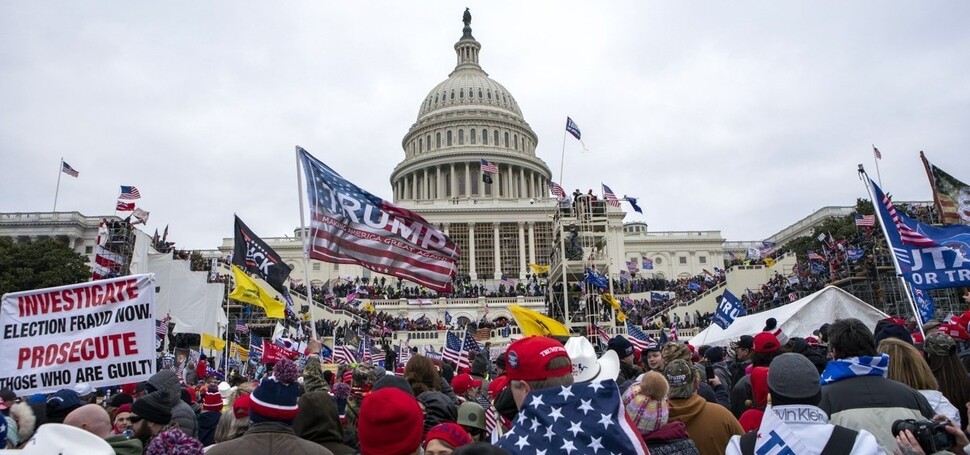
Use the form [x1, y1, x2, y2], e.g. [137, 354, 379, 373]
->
[116, 200, 135, 211]
[261, 340, 300, 364]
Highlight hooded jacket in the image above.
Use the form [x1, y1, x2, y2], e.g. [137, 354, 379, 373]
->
[206, 421, 334, 455]
[147, 370, 198, 437]
[642, 421, 700, 455]
[293, 391, 356, 455]
[9, 402, 37, 447]
[418, 391, 458, 436]
[105, 434, 144, 455]
[668, 393, 744, 455]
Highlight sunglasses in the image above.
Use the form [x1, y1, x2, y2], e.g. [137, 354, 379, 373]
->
[129, 415, 143, 424]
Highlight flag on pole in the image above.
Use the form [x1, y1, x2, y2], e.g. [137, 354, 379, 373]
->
[625, 321, 655, 351]
[712, 290, 745, 329]
[565, 117, 582, 140]
[872, 145, 882, 160]
[119, 185, 141, 200]
[854, 213, 876, 227]
[131, 208, 149, 225]
[235, 321, 249, 334]
[228, 264, 286, 319]
[601, 184, 621, 207]
[480, 159, 499, 174]
[921, 153, 970, 225]
[61, 160, 79, 177]
[642, 258, 654, 270]
[298, 147, 459, 293]
[548, 181, 566, 199]
[201, 333, 226, 352]
[442, 331, 471, 369]
[233, 215, 293, 294]
[624, 196, 643, 214]
[115, 201, 134, 212]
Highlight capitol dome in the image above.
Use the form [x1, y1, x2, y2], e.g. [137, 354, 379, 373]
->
[391, 12, 552, 204]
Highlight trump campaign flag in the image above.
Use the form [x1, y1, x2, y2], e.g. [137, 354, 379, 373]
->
[713, 289, 745, 329]
[298, 147, 459, 292]
[0, 274, 158, 395]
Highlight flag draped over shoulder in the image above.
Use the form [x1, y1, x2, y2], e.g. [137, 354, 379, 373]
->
[298, 147, 459, 292]
[869, 176, 970, 290]
[233, 215, 292, 294]
[228, 265, 285, 318]
[922, 153, 970, 225]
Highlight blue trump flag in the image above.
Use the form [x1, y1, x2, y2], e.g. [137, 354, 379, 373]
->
[912, 286, 936, 324]
[584, 268, 608, 289]
[713, 290, 746, 329]
[688, 282, 702, 292]
[869, 177, 970, 290]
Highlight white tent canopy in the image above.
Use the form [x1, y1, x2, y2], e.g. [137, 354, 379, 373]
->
[689, 286, 890, 347]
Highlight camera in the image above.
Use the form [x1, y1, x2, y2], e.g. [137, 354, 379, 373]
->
[891, 419, 955, 453]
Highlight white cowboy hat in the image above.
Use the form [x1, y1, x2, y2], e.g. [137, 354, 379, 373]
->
[565, 336, 620, 383]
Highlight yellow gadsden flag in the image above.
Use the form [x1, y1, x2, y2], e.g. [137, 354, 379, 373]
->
[201, 333, 226, 351]
[508, 305, 569, 337]
[764, 257, 776, 268]
[529, 263, 550, 275]
[229, 265, 285, 319]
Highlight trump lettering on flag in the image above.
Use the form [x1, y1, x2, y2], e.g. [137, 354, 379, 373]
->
[298, 147, 459, 292]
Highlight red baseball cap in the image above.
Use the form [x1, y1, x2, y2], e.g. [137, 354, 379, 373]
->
[753, 332, 781, 353]
[451, 374, 483, 395]
[488, 375, 510, 399]
[504, 336, 571, 381]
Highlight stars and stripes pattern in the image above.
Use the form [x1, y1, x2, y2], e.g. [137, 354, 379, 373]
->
[480, 159, 499, 174]
[442, 331, 471, 369]
[485, 404, 499, 437]
[61, 160, 79, 177]
[807, 251, 825, 261]
[235, 322, 249, 334]
[872, 145, 882, 160]
[873, 179, 936, 247]
[119, 185, 141, 200]
[249, 336, 263, 361]
[299, 147, 459, 293]
[495, 380, 648, 454]
[500, 274, 518, 287]
[601, 184, 621, 207]
[669, 323, 679, 342]
[588, 324, 612, 346]
[463, 331, 482, 352]
[116, 201, 135, 212]
[333, 345, 357, 365]
[855, 213, 876, 227]
[155, 315, 171, 337]
[549, 181, 567, 199]
[625, 321, 655, 351]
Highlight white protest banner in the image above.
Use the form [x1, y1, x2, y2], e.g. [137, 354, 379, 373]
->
[0, 274, 157, 395]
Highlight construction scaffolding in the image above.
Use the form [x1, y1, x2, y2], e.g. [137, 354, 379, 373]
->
[547, 196, 619, 339]
[97, 219, 137, 278]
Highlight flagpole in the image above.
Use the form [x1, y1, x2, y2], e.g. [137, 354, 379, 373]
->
[295, 146, 318, 340]
[558, 127, 567, 190]
[53, 158, 64, 212]
[859, 166, 925, 338]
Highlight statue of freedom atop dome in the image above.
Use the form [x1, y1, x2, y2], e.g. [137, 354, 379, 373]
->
[463, 8, 471, 27]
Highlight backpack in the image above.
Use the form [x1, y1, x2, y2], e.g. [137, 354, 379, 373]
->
[738, 425, 858, 455]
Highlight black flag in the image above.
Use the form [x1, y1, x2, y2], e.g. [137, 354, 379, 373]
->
[233, 215, 292, 294]
[483, 173, 493, 184]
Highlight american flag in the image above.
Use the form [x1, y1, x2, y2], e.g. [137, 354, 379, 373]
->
[442, 331, 471, 369]
[670, 322, 679, 342]
[871, 178, 936, 247]
[565, 116, 582, 140]
[91, 245, 125, 280]
[601, 183, 621, 207]
[548, 181, 566, 199]
[235, 321, 249, 334]
[625, 321, 655, 351]
[855, 213, 876, 227]
[298, 147, 459, 293]
[369, 344, 386, 363]
[495, 380, 648, 454]
[873, 145, 882, 160]
[589, 324, 612, 346]
[480, 159, 499, 174]
[463, 331, 482, 352]
[485, 404, 499, 437]
[333, 345, 357, 365]
[807, 251, 825, 261]
[155, 316, 170, 337]
[500, 274, 518, 287]
[61, 160, 79, 177]
[119, 185, 141, 200]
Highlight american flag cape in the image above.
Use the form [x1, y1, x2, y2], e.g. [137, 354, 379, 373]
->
[601, 183, 621, 207]
[496, 380, 648, 454]
[298, 147, 459, 293]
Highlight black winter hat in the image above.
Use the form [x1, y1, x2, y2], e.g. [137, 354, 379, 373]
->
[132, 390, 173, 424]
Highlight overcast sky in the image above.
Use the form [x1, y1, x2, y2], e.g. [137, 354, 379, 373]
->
[2, 2, 968, 249]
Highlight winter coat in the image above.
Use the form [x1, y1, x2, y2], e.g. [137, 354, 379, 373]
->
[668, 394, 744, 455]
[105, 434, 143, 455]
[790, 338, 827, 374]
[642, 421, 700, 455]
[206, 422, 334, 455]
[197, 411, 221, 447]
[920, 389, 962, 428]
[293, 392, 356, 455]
[9, 402, 37, 447]
[617, 361, 644, 385]
[418, 391, 458, 435]
[147, 369, 198, 437]
[730, 374, 752, 418]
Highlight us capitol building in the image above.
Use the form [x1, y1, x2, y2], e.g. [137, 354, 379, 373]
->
[2, 12, 837, 329]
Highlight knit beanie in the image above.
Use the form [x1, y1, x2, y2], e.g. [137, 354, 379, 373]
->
[621, 371, 670, 434]
[358, 387, 424, 455]
[145, 428, 204, 455]
[874, 323, 914, 346]
[425, 422, 473, 450]
[132, 390, 174, 425]
[250, 358, 300, 424]
[202, 384, 223, 412]
[108, 392, 134, 408]
[767, 353, 821, 406]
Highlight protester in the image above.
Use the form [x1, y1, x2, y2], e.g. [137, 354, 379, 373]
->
[452, 374, 483, 404]
[46, 388, 83, 424]
[130, 389, 177, 449]
[418, 391, 459, 436]
[293, 391, 356, 454]
[923, 331, 970, 429]
[817, 318, 934, 452]
[878, 337, 962, 427]
[564, 336, 620, 383]
[197, 384, 223, 446]
[703, 346, 733, 392]
[356, 387, 425, 455]
[608, 335, 644, 384]
[736, 367, 769, 432]
[726, 353, 881, 454]
[728, 335, 754, 386]
[207, 358, 333, 455]
[664, 359, 743, 455]
[642, 342, 665, 373]
[64, 403, 144, 455]
[112, 403, 133, 436]
[424, 422, 473, 455]
[456, 402, 487, 442]
[213, 393, 250, 444]
[731, 332, 783, 418]
[622, 371, 700, 454]
[145, 370, 198, 437]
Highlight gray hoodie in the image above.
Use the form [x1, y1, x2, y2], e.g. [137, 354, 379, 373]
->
[146, 370, 198, 437]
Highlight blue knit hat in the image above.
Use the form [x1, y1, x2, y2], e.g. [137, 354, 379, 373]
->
[250, 358, 300, 424]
